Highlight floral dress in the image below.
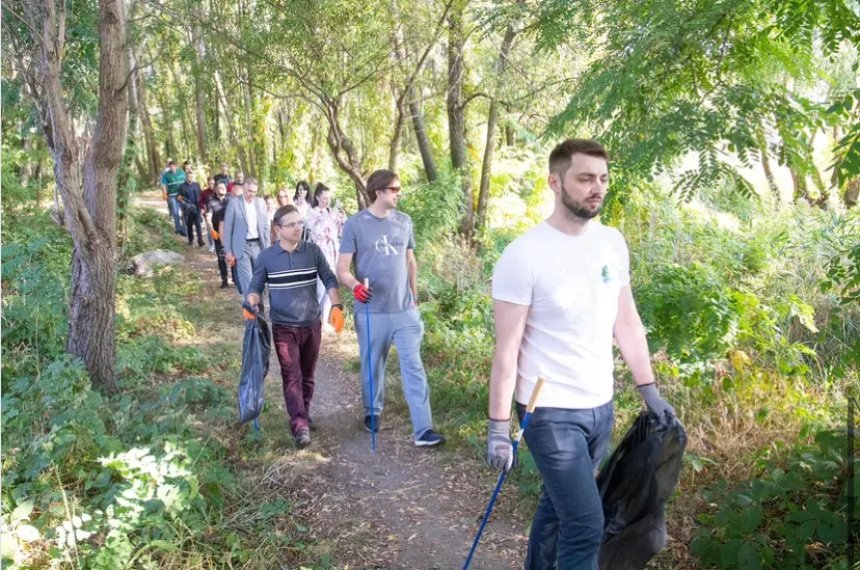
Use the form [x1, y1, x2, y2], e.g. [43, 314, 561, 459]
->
[306, 206, 346, 269]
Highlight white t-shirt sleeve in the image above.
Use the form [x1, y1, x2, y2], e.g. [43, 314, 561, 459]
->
[492, 242, 533, 306]
[609, 228, 631, 287]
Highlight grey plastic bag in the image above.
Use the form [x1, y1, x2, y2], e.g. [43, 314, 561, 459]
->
[597, 411, 687, 570]
[238, 313, 270, 424]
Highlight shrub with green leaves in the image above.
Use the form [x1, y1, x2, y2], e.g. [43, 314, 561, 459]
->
[690, 429, 856, 569]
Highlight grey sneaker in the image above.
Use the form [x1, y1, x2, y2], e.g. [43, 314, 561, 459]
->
[294, 428, 311, 449]
[415, 429, 445, 447]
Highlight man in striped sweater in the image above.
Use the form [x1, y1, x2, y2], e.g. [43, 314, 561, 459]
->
[245, 204, 345, 448]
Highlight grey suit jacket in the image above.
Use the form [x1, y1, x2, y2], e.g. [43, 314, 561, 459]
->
[222, 196, 270, 257]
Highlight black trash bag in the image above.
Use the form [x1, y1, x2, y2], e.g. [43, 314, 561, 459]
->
[597, 411, 687, 570]
[238, 313, 270, 424]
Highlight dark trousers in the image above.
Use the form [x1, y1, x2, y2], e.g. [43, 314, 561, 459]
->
[272, 321, 322, 434]
[519, 401, 615, 570]
[184, 209, 203, 245]
[213, 238, 231, 284]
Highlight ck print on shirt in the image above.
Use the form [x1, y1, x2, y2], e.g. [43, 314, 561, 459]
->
[374, 234, 401, 256]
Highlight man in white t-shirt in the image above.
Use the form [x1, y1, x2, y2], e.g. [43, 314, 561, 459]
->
[487, 139, 675, 569]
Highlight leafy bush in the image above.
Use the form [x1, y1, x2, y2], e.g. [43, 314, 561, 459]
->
[1, 207, 308, 569]
[690, 428, 856, 569]
[637, 261, 739, 364]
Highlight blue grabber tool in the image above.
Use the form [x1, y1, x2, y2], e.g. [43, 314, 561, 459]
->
[462, 376, 546, 570]
[364, 278, 377, 452]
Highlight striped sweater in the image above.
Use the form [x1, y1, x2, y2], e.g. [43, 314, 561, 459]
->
[247, 241, 338, 326]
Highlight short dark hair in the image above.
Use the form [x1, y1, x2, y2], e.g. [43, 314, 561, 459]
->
[167, 160, 175, 166]
[366, 169, 398, 202]
[273, 204, 299, 226]
[548, 139, 610, 178]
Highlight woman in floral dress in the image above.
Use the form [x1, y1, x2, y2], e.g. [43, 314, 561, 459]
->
[306, 182, 346, 332]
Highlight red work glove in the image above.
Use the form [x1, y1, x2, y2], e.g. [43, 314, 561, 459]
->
[210, 229, 220, 240]
[352, 283, 373, 303]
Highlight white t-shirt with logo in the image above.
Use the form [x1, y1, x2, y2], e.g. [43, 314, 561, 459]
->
[492, 221, 630, 409]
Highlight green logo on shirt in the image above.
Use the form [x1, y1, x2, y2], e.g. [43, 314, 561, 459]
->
[601, 265, 611, 283]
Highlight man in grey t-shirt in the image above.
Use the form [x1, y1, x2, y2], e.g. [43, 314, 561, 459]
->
[337, 169, 445, 447]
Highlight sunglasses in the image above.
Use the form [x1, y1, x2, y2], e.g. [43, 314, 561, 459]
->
[382, 186, 402, 194]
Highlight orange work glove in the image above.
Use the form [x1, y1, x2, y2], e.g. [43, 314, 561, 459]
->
[328, 304, 345, 334]
[211, 229, 220, 240]
[241, 301, 258, 321]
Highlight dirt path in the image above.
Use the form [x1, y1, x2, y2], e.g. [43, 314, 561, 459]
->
[138, 196, 528, 569]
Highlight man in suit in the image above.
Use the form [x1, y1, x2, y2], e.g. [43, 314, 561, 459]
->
[223, 178, 270, 297]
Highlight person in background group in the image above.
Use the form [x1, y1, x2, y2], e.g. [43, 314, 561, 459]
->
[214, 163, 231, 188]
[206, 182, 232, 288]
[223, 178, 270, 299]
[487, 139, 676, 569]
[178, 171, 205, 247]
[219, 182, 245, 288]
[271, 187, 294, 243]
[293, 180, 311, 219]
[161, 160, 187, 236]
[243, 204, 345, 449]
[337, 169, 445, 447]
[306, 182, 346, 333]
[201, 176, 217, 252]
[276, 187, 292, 208]
[227, 170, 245, 194]
[264, 195, 275, 224]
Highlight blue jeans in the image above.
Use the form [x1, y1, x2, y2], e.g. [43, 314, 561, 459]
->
[235, 240, 262, 295]
[167, 195, 185, 235]
[354, 308, 433, 438]
[519, 401, 614, 570]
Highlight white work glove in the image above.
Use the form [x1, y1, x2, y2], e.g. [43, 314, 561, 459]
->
[486, 419, 514, 472]
[638, 383, 676, 422]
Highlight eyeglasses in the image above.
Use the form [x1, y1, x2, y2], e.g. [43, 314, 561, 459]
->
[277, 220, 305, 229]
[382, 186, 402, 194]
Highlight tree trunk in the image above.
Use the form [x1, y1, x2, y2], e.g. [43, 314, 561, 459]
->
[409, 93, 438, 182]
[447, 3, 473, 236]
[133, 51, 161, 183]
[213, 68, 250, 174]
[29, 0, 129, 393]
[755, 123, 779, 204]
[477, 23, 517, 232]
[241, 67, 256, 177]
[191, 23, 209, 162]
[324, 98, 368, 208]
[21, 134, 34, 188]
[389, 97, 405, 171]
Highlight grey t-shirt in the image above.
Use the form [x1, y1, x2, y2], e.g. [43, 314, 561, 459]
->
[339, 209, 416, 313]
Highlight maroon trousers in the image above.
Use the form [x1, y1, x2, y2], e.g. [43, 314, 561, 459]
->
[271, 321, 322, 434]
